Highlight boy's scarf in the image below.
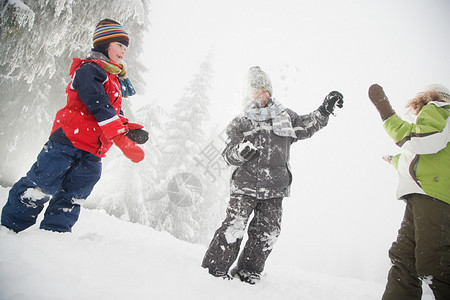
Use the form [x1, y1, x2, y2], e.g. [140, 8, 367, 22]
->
[244, 99, 297, 138]
[86, 51, 136, 97]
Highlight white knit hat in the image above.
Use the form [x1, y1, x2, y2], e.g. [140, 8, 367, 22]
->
[419, 84, 450, 101]
[243, 66, 273, 99]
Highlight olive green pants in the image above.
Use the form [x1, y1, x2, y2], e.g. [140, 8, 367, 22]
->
[382, 194, 450, 300]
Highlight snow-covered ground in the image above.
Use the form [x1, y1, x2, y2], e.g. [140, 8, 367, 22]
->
[0, 187, 435, 300]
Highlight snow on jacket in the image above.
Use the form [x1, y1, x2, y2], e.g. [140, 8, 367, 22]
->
[384, 101, 450, 204]
[51, 58, 128, 157]
[222, 100, 329, 199]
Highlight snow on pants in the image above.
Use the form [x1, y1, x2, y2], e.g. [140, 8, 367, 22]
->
[382, 194, 450, 300]
[1, 141, 102, 233]
[202, 195, 283, 276]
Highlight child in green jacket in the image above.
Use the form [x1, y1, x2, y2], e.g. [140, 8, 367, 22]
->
[368, 83, 450, 300]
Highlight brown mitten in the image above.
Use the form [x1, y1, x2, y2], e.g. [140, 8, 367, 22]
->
[368, 84, 395, 121]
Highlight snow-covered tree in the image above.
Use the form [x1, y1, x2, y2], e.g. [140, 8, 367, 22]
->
[0, 0, 150, 186]
[141, 54, 228, 244]
[158, 55, 213, 179]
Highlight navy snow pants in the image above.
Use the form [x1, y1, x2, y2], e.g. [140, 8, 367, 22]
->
[1, 141, 102, 232]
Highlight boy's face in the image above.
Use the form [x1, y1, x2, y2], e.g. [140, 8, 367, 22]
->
[252, 88, 271, 107]
[108, 42, 127, 64]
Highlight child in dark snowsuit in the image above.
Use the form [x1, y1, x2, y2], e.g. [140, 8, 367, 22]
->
[1, 19, 148, 233]
[202, 66, 344, 284]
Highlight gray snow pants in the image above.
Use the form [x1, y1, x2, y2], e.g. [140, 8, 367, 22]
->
[202, 194, 283, 276]
[382, 194, 450, 300]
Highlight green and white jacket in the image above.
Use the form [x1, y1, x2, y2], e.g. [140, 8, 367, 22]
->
[384, 101, 450, 204]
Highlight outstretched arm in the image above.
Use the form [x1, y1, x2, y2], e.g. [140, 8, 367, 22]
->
[368, 84, 449, 154]
[288, 90, 344, 141]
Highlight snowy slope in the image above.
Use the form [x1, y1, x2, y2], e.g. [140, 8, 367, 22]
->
[0, 186, 387, 300]
[0, 185, 438, 300]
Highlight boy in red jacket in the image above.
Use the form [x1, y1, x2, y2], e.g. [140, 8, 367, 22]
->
[1, 19, 148, 233]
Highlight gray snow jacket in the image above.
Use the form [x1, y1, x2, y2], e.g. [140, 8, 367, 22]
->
[222, 100, 329, 199]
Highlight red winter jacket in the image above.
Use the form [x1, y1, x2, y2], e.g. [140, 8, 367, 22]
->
[51, 58, 128, 157]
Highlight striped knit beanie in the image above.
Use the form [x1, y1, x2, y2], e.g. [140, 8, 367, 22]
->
[93, 19, 129, 47]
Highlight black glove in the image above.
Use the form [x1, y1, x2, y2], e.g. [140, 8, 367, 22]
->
[318, 91, 344, 116]
[237, 141, 259, 162]
[126, 128, 149, 144]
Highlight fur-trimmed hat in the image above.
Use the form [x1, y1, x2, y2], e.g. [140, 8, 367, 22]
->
[244, 66, 273, 97]
[93, 19, 129, 47]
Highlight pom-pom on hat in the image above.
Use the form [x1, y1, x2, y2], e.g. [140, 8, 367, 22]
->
[93, 19, 129, 47]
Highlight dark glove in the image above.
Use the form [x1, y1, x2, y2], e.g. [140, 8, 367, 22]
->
[237, 141, 259, 162]
[368, 84, 395, 121]
[126, 128, 149, 144]
[125, 122, 149, 144]
[318, 91, 344, 116]
[112, 134, 145, 163]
